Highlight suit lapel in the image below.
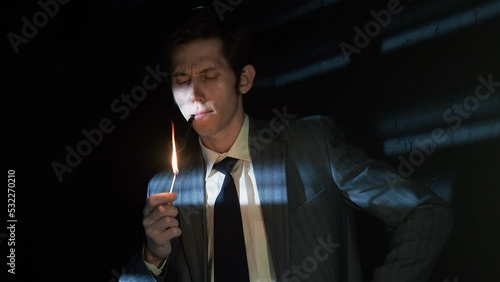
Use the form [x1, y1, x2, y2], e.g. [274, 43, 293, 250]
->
[176, 151, 208, 282]
[250, 119, 289, 279]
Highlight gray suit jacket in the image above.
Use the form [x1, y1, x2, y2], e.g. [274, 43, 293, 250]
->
[120, 115, 453, 282]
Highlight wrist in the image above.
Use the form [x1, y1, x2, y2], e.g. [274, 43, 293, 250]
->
[143, 245, 167, 268]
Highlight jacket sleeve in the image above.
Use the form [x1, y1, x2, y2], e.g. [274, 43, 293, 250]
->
[119, 173, 171, 282]
[323, 116, 453, 282]
[119, 245, 167, 282]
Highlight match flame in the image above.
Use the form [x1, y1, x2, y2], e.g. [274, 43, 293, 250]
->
[171, 120, 179, 175]
[169, 120, 179, 193]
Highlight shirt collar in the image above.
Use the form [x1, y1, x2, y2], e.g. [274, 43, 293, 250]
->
[200, 114, 251, 179]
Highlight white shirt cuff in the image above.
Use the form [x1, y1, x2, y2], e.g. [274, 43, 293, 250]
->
[142, 245, 167, 276]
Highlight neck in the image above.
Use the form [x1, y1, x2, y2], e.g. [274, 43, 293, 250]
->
[201, 112, 245, 153]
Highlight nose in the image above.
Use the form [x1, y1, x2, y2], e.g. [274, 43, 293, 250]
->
[188, 78, 205, 102]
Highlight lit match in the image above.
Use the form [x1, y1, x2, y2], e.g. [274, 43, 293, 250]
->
[169, 119, 179, 193]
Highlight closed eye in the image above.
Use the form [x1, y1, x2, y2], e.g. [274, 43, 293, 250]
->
[175, 76, 190, 85]
[203, 72, 218, 80]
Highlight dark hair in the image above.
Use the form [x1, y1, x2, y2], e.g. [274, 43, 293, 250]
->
[162, 7, 253, 87]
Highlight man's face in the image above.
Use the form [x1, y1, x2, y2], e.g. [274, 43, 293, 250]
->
[170, 38, 244, 138]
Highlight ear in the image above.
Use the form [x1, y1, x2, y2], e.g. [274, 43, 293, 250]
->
[238, 64, 256, 95]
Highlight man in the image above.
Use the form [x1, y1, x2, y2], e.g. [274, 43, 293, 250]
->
[120, 7, 452, 282]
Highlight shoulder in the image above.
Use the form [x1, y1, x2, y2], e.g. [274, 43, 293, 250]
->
[249, 113, 342, 138]
[250, 112, 338, 131]
[248, 113, 347, 155]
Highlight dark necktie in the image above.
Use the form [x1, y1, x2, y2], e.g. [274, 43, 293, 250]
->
[213, 157, 250, 282]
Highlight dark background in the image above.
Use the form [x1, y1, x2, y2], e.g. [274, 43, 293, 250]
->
[2, 0, 499, 281]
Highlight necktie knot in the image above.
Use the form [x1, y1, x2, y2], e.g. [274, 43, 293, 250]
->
[213, 157, 237, 176]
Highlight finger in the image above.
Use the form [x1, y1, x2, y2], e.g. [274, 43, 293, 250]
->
[143, 204, 179, 226]
[160, 226, 182, 241]
[165, 226, 182, 240]
[147, 226, 182, 246]
[143, 213, 179, 232]
[143, 192, 177, 216]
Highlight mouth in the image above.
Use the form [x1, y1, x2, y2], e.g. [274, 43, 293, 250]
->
[193, 111, 212, 120]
